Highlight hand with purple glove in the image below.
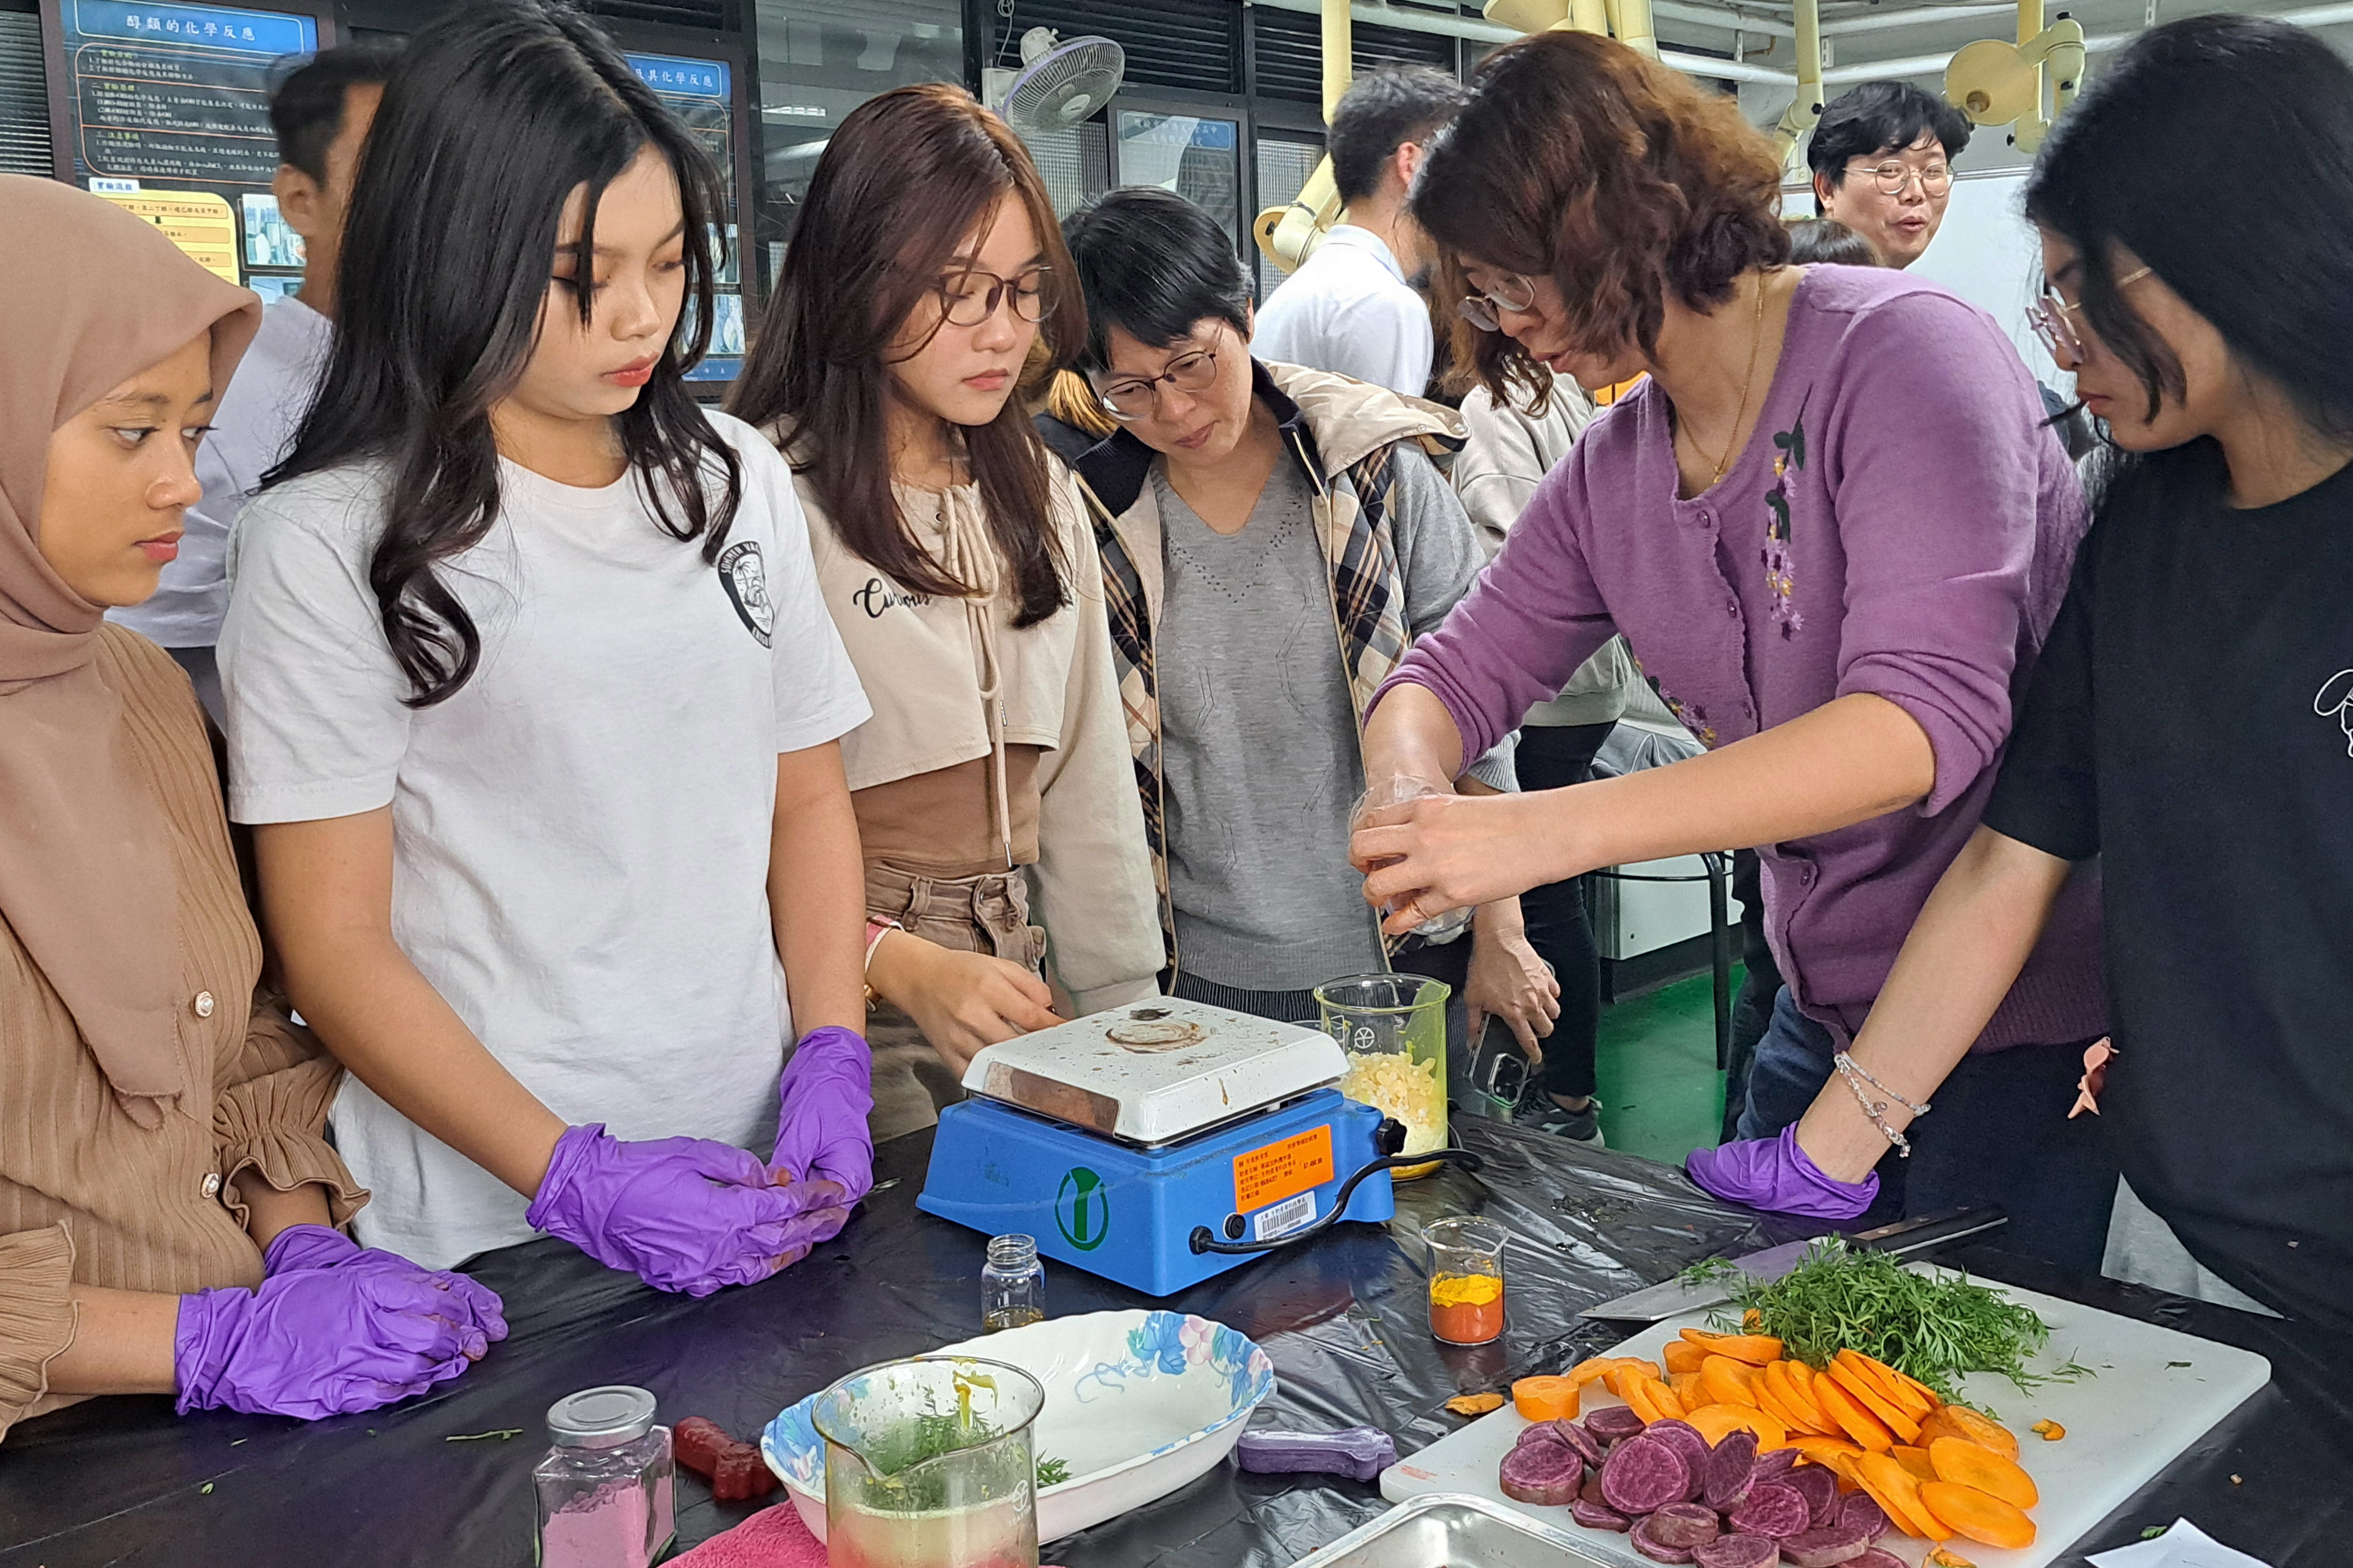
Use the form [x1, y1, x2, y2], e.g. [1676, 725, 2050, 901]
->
[262, 1224, 509, 1349]
[1686, 1123, 1879, 1221]
[175, 1266, 494, 1419]
[526, 1123, 851, 1298]
[771, 1025, 875, 1211]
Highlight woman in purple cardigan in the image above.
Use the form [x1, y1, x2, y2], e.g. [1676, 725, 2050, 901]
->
[1348, 31, 2112, 1266]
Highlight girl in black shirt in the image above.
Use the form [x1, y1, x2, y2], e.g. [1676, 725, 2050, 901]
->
[1774, 15, 2353, 1327]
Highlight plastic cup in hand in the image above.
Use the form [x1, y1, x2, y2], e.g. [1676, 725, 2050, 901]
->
[1351, 776, 1472, 941]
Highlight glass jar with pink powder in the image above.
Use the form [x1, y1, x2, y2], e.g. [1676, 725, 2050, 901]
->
[534, 1385, 676, 1568]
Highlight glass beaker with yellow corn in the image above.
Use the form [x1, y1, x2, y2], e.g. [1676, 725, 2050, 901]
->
[1315, 973, 1449, 1180]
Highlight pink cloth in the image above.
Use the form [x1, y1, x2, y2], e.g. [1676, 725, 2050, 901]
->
[673, 1505, 827, 1568]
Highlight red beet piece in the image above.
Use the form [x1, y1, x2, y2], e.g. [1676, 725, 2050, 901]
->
[1586, 1405, 1648, 1441]
[1646, 1503, 1723, 1549]
[1499, 1438, 1585, 1506]
[1694, 1536, 1783, 1568]
[1601, 1436, 1692, 1517]
[1633, 1516, 1699, 1564]
[1571, 1498, 1634, 1533]
[672, 1416, 734, 1478]
[1836, 1491, 1889, 1543]
[1703, 1430, 1759, 1510]
[1847, 1551, 1905, 1568]
[1726, 1481, 1811, 1540]
[1778, 1525, 1871, 1568]
[1781, 1462, 1839, 1529]
[1542, 1417, 1607, 1467]
[710, 1443, 779, 1502]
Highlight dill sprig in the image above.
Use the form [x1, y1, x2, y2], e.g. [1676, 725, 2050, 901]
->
[1680, 1239, 2085, 1403]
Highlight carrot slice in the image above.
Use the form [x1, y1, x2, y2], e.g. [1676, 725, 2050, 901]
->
[1894, 1368, 1945, 1410]
[1920, 1481, 2037, 1549]
[1683, 1401, 1788, 1449]
[1511, 1375, 1581, 1423]
[1676, 1329, 1784, 1365]
[1839, 1349, 1935, 1422]
[1856, 1451, 1953, 1541]
[1812, 1367, 1897, 1452]
[1700, 1355, 1761, 1409]
[1825, 1357, 1924, 1443]
[1890, 1443, 1939, 1483]
[1764, 1360, 1831, 1434]
[1624, 1376, 1665, 1424]
[1752, 1374, 1817, 1438]
[1918, 1405, 2022, 1463]
[1928, 1437, 2038, 1509]
[1787, 1434, 1864, 1468]
[1568, 1356, 1623, 1387]
[1663, 1340, 1709, 1375]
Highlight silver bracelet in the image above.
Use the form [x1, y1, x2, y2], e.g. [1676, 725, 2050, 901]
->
[1833, 1051, 1927, 1158]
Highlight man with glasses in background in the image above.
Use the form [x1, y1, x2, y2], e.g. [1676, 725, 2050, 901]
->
[1807, 82, 1972, 270]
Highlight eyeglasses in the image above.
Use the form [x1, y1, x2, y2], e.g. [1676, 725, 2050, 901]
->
[1094, 345, 1220, 420]
[2028, 265, 2153, 365]
[1459, 272, 1538, 333]
[938, 265, 1053, 326]
[1849, 159, 1953, 197]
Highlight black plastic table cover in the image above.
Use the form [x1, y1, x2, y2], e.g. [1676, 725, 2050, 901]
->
[3, 1115, 2345, 1567]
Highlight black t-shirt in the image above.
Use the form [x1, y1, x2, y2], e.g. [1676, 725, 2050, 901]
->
[1985, 446, 2353, 1328]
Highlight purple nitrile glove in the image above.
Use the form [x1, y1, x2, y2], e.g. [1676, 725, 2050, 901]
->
[262, 1224, 509, 1348]
[174, 1267, 490, 1419]
[771, 1025, 875, 1210]
[1685, 1123, 1879, 1221]
[526, 1123, 852, 1298]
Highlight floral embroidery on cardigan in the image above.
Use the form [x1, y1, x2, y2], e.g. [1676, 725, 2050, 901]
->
[1763, 415, 1808, 638]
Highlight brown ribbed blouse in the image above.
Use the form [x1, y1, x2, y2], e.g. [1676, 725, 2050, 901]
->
[0, 627, 365, 1441]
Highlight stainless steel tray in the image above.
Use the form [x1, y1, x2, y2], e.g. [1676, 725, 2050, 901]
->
[1288, 1494, 1620, 1567]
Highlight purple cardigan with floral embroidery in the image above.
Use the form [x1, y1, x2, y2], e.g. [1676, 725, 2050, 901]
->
[1386, 266, 2104, 1052]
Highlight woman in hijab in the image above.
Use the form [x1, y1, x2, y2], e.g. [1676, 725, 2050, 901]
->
[0, 176, 504, 1442]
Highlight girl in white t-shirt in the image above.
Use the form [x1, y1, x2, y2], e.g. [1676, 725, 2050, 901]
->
[727, 85, 1162, 1140]
[219, 2, 876, 1288]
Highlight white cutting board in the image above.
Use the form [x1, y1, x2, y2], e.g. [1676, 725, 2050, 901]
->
[1382, 1273, 2269, 1568]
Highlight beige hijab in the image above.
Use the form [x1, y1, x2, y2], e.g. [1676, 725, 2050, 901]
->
[0, 175, 259, 1113]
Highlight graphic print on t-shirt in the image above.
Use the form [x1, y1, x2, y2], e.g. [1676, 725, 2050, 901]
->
[717, 540, 775, 647]
[2313, 668, 2353, 756]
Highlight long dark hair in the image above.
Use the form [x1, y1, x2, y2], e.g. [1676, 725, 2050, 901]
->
[2026, 15, 2353, 447]
[269, 0, 740, 706]
[728, 84, 1078, 625]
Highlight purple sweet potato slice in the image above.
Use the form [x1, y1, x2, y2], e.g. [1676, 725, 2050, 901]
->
[1571, 1498, 1634, 1533]
[1582, 1467, 1610, 1507]
[1726, 1481, 1811, 1540]
[1499, 1438, 1585, 1506]
[1633, 1516, 1699, 1564]
[1645, 1503, 1724, 1548]
[1781, 1461, 1839, 1528]
[1643, 1420, 1712, 1492]
[1845, 1551, 1904, 1568]
[1586, 1405, 1649, 1441]
[1748, 1446, 1799, 1483]
[1778, 1525, 1871, 1568]
[1694, 1536, 1783, 1568]
[1600, 1435, 1693, 1517]
[1835, 1490, 1890, 1543]
[1542, 1417, 1608, 1467]
[1703, 1429, 1760, 1510]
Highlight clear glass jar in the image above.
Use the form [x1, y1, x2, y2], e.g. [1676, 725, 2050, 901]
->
[534, 1385, 675, 1568]
[982, 1234, 1045, 1332]
[1317, 973, 1451, 1179]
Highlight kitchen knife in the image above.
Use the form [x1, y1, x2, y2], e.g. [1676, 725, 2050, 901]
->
[1577, 1206, 2008, 1322]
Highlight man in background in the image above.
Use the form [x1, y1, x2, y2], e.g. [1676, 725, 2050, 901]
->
[1253, 66, 1470, 396]
[111, 45, 394, 718]
[1806, 81, 1972, 270]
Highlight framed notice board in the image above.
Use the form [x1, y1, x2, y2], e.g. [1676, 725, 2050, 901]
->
[621, 43, 756, 385]
[40, 0, 335, 292]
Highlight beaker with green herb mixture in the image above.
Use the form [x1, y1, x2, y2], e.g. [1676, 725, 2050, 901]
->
[812, 1355, 1044, 1568]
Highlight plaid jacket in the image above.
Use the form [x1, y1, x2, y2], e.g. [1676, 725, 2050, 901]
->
[1066, 360, 1465, 969]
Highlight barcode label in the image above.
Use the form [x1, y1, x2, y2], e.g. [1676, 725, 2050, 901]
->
[1252, 1190, 1317, 1241]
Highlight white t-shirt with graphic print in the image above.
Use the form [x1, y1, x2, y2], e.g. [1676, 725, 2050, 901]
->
[219, 411, 870, 1268]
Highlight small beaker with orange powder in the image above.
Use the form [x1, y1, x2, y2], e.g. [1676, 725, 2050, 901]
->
[1424, 1217, 1507, 1345]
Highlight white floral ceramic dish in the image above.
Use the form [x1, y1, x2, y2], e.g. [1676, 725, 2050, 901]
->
[761, 1308, 1276, 1544]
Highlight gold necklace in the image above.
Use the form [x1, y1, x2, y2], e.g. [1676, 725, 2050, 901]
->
[1682, 273, 1770, 487]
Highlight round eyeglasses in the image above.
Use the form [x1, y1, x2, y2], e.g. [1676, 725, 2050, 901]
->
[2028, 265, 2153, 365]
[1459, 272, 1538, 333]
[939, 265, 1053, 326]
[1849, 158, 1953, 197]
[1094, 345, 1219, 421]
